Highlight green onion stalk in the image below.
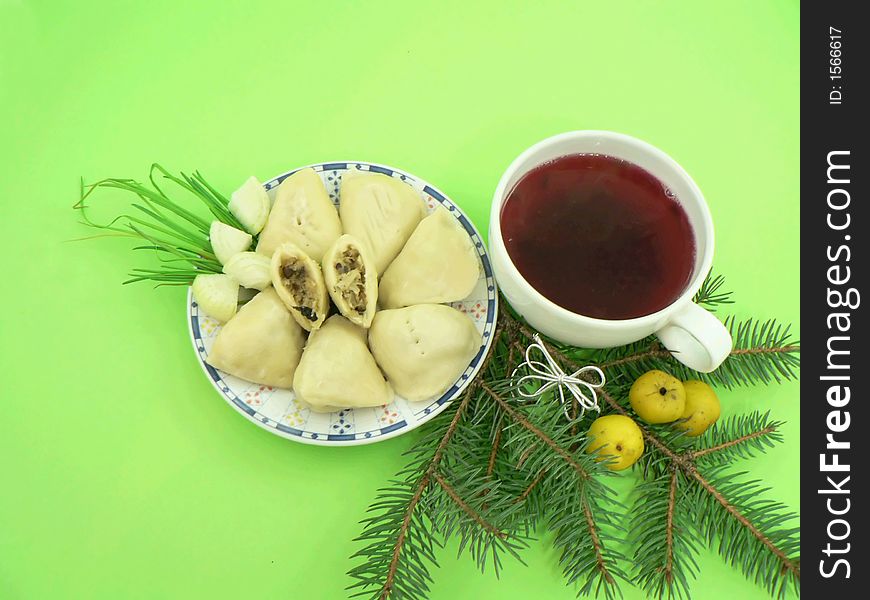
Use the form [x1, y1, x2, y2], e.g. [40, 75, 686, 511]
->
[73, 164, 250, 286]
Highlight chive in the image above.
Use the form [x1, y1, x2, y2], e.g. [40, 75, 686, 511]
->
[74, 165, 245, 285]
[151, 163, 248, 232]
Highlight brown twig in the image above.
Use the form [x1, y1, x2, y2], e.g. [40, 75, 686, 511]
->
[569, 397, 580, 439]
[587, 341, 800, 373]
[599, 345, 670, 370]
[513, 320, 536, 342]
[516, 443, 537, 470]
[483, 382, 589, 479]
[379, 389, 475, 599]
[510, 339, 529, 362]
[513, 469, 548, 504]
[485, 317, 524, 478]
[664, 469, 678, 586]
[506, 338, 519, 373]
[692, 426, 779, 458]
[487, 416, 504, 477]
[480, 421, 506, 508]
[730, 345, 801, 355]
[433, 472, 507, 539]
[480, 417, 504, 511]
[688, 466, 800, 580]
[583, 499, 615, 584]
[479, 321, 516, 509]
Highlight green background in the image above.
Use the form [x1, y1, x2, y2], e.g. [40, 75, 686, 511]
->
[0, 1, 799, 598]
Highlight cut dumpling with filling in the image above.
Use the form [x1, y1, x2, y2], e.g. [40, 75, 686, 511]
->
[339, 171, 425, 273]
[322, 234, 378, 328]
[379, 207, 480, 309]
[256, 168, 342, 261]
[293, 315, 393, 412]
[270, 242, 329, 332]
[369, 304, 481, 402]
[206, 287, 305, 388]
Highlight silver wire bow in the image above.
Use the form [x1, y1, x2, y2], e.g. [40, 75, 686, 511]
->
[511, 334, 605, 421]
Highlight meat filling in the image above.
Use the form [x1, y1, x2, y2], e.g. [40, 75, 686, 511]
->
[332, 247, 367, 314]
[281, 258, 319, 322]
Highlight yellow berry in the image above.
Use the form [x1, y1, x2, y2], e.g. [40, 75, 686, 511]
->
[586, 414, 645, 471]
[629, 370, 686, 424]
[676, 380, 721, 436]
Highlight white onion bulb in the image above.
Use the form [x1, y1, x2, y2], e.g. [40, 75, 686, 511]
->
[223, 252, 272, 291]
[228, 176, 270, 235]
[209, 221, 252, 265]
[192, 273, 239, 323]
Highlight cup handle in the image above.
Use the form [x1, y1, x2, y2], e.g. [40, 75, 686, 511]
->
[655, 303, 733, 373]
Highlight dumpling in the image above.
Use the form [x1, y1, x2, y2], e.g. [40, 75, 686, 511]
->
[206, 287, 305, 388]
[378, 207, 480, 309]
[293, 315, 393, 412]
[339, 171, 425, 273]
[270, 242, 329, 332]
[369, 304, 481, 402]
[322, 234, 378, 328]
[256, 168, 342, 261]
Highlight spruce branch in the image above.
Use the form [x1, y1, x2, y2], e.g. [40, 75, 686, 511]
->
[485, 379, 629, 597]
[427, 469, 530, 575]
[349, 390, 475, 600]
[664, 470, 678, 586]
[485, 383, 589, 479]
[581, 317, 800, 389]
[546, 478, 628, 599]
[598, 342, 669, 371]
[513, 469, 548, 505]
[516, 275, 798, 390]
[351, 324, 535, 598]
[486, 416, 504, 478]
[541, 341, 799, 599]
[351, 280, 800, 600]
[581, 498, 615, 587]
[691, 467, 800, 596]
[630, 468, 702, 600]
[692, 413, 784, 463]
[385, 415, 463, 583]
[431, 472, 506, 539]
[692, 272, 734, 311]
[426, 397, 531, 575]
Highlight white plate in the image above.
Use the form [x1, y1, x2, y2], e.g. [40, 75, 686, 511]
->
[187, 161, 498, 446]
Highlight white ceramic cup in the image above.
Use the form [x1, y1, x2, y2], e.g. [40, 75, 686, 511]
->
[489, 130, 732, 373]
